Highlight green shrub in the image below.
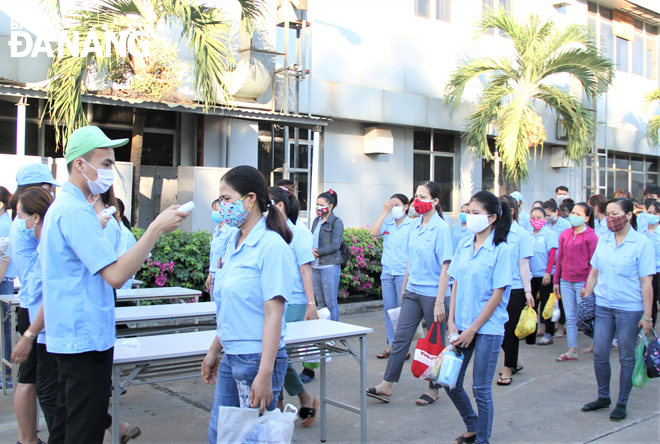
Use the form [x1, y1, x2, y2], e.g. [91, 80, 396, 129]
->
[132, 228, 211, 300]
[339, 227, 383, 298]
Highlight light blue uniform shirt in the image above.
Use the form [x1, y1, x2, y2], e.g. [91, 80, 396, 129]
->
[215, 217, 295, 355]
[590, 228, 656, 312]
[519, 209, 532, 232]
[9, 217, 39, 307]
[209, 223, 237, 276]
[117, 224, 137, 290]
[41, 182, 118, 354]
[593, 217, 611, 239]
[548, 216, 571, 238]
[450, 222, 471, 252]
[103, 216, 122, 253]
[26, 248, 46, 344]
[287, 219, 315, 305]
[379, 216, 412, 276]
[296, 218, 311, 234]
[405, 212, 453, 297]
[448, 231, 513, 336]
[506, 221, 534, 289]
[641, 225, 660, 273]
[637, 212, 649, 233]
[530, 225, 558, 277]
[0, 212, 16, 280]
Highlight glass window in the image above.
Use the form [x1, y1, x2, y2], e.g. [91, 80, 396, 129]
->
[0, 100, 16, 118]
[632, 33, 644, 75]
[414, 131, 432, 151]
[601, 23, 614, 59]
[44, 125, 62, 159]
[616, 37, 629, 72]
[647, 173, 659, 190]
[433, 133, 455, 152]
[631, 173, 645, 199]
[647, 156, 658, 172]
[634, 19, 644, 31]
[290, 172, 309, 212]
[273, 141, 284, 170]
[599, 6, 613, 21]
[614, 154, 629, 170]
[631, 155, 645, 171]
[647, 24, 659, 36]
[647, 38, 658, 80]
[92, 105, 133, 126]
[415, 0, 430, 18]
[587, 1, 597, 14]
[434, 156, 453, 212]
[413, 153, 431, 186]
[606, 170, 614, 199]
[615, 170, 629, 192]
[145, 110, 177, 130]
[258, 140, 271, 181]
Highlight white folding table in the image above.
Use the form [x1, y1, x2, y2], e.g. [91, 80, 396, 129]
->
[0, 293, 19, 394]
[116, 287, 202, 305]
[115, 302, 216, 337]
[112, 319, 372, 443]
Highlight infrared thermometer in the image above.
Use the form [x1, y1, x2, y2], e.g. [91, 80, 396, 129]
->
[99, 206, 117, 217]
[177, 201, 195, 213]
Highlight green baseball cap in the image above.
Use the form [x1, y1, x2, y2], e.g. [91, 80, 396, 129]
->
[64, 126, 129, 163]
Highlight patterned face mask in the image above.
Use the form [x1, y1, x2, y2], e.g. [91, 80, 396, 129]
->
[606, 214, 628, 232]
[413, 198, 434, 215]
[219, 195, 253, 228]
[530, 219, 546, 231]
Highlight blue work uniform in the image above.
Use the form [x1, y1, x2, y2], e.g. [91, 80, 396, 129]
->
[448, 231, 513, 335]
[40, 182, 118, 354]
[450, 222, 471, 252]
[9, 218, 39, 307]
[209, 223, 237, 277]
[102, 216, 122, 253]
[295, 218, 311, 234]
[26, 248, 46, 344]
[590, 229, 655, 312]
[593, 217, 611, 239]
[214, 217, 295, 355]
[637, 213, 649, 233]
[641, 225, 660, 273]
[519, 209, 532, 232]
[530, 225, 558, 277]
[379, 216, 412, 276]
[117, 224, 137, 290]
[405, 212, 453, 297]
[548, 216, 571, 238]
[287, 219, 316, 305]
[506, 221, 534, 289]
[0, 213, 16, 281]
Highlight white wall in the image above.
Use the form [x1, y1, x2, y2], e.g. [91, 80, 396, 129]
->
[226, 119, 258, 167]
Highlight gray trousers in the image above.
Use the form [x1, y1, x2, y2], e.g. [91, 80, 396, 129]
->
[383, 290, 447, 389]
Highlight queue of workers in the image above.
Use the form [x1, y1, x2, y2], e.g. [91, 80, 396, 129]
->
[0, 124, 656, 444]
[365, 184, 659, 444]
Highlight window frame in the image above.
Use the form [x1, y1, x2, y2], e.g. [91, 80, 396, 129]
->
[412, 130, 457, 214]
[414, 0, 451, 23]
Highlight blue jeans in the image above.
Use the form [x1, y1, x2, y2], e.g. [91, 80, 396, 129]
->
[445, 334, 503, 444]
[593, 305, 642, 406]
[0, 280, 13, 377]
[312, 265, 341, 321]
[381, 274, 404, 346]
[560, 279, 585, 348]
[208, 349, 288, 444]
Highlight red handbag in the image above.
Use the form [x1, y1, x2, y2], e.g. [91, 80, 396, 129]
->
[411, 322, 445, 380]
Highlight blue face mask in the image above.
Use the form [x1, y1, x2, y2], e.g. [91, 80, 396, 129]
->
[218, 195, 253, 228]
[647, 214, 660, 226]
[211, 210, 221, 224]
[18, 216, 36, 238]
[459, 213, 467, 224]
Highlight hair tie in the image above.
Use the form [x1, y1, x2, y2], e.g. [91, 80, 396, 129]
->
[328, 189, 334, 194]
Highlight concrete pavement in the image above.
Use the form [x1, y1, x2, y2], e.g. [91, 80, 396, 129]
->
[1, 310, 658, 443]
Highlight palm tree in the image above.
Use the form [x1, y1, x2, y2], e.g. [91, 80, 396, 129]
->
[41, 0, 263, 225]
[645, 89, 660, 149]
[445, 8, 615, 181]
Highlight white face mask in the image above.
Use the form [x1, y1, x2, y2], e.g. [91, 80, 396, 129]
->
[556, 195, 568, 203]
[466, 214, 492, 234]
[82, 159, 114, 195]
[390, 206, 406, 220]
[407, 205, 419, 218]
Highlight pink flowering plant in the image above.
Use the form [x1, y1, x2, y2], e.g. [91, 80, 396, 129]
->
[143, 259, 174, 287]
[339, 227, 383, 298]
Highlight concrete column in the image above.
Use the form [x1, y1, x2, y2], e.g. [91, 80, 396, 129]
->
[16, 97, 27, 156]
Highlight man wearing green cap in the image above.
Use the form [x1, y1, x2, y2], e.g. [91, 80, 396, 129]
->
[40, 126, 189, 444]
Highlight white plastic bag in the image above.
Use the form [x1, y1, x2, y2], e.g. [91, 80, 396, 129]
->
[217, 405, 297, 444]
[551, 299, 561, 322]
[318, 307, 331, 320]
[387, 307, 401, 333]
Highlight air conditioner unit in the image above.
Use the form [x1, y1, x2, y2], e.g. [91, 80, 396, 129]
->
[557, 117, 568, 140]
[551, 147, 576, 168]
[363, 127, 393, 154]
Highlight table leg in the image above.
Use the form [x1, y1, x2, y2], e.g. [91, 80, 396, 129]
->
[10, 307, 17, 385]
[1, 304, 5, 395]
[112, 365, 121, 444]
[360, 335, 367, 444]
[320, 345, 327, 443]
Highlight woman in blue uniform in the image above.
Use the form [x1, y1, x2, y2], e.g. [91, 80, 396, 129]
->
[366, 181, 453, 406]
[451, 203, 471, 251]
[203, 166, 296, 444]
[446, 191, 513, 444]
[369, 194, 412, 359]
[641, 200, 660, 327]
[206, 198, 237, 299]
[581, 198, 655, 421]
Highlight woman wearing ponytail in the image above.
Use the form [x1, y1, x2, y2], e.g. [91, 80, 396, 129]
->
[366, 181, 453, 406]
[581, 198, 655, 421]
[552, 203, 598, 361]
[445, 191, 513, 444]
[202, 166, 296, 443]
[641, 200, 660, 327]
[497, 195, 534, 387]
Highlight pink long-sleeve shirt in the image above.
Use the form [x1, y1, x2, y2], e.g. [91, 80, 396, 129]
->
[553, 226, 599, 285]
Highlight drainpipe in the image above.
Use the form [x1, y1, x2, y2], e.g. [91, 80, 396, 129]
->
[16, 96, 27, 157]
[494, 150, 500, 196]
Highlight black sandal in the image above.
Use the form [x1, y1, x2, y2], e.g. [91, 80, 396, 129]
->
[299, 398, 318, 426]
[453, 433, 477, 444]
[366, 387, 390, 403]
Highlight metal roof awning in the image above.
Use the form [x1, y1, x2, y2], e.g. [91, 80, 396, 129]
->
[0, 83, 329, 130]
